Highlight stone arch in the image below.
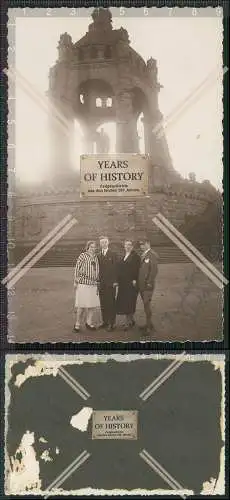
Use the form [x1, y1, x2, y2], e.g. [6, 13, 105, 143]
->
[75, 80, 115, 154]
[129, 87, 149, 154]
[130, 86, 148, 118]
[77, 78, 114, 110]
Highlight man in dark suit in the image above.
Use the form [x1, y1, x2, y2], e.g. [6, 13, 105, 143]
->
[138, 239, 158, 335]
[98, 236, 118, 331]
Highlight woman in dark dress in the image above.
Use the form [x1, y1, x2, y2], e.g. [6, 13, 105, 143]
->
[116, 240, 141, 330]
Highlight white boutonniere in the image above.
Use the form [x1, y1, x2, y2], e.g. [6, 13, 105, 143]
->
[144, 258, 150, 263]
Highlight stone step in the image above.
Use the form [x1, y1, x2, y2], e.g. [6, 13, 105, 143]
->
[11, 244, 214, 267]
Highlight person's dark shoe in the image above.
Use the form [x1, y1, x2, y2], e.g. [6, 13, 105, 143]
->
[98, 323, 108, 329]
[145, 325, 156, 337]
[107, 324, 115, 331]
[73, 326, 80, 333]
[146, 328, 153, 336]
[85, 323, 96, 331]
[148, 324, 156, 333]
[123, 320, 135, 331]
[139, 328, 151, 339]
[130, 319, 135, 328]
[142, 333, 151, 341]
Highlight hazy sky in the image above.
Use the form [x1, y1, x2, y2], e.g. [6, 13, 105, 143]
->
[15, 10, 223, 187]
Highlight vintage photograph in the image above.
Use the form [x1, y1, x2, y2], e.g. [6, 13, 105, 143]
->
[7, 7, 225, 342]
[5, 353, 225, 496]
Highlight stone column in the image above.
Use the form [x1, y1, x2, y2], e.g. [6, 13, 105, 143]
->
[82, 124, 96, 154]
[142, 115, 153, 156]
[48, 97, 75, 185]
[116, 91, 139, 153]
[143, 110, 175, 186]
[140, 114, 156, 189]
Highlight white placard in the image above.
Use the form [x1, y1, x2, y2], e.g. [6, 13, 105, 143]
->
[80, 154, 149, 198]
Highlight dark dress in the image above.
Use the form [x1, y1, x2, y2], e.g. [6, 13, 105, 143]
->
[116, 251, 141, 315]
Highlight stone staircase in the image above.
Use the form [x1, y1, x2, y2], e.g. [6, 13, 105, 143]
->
[12, 244, 198, 267]
[13, 198, 221, 267]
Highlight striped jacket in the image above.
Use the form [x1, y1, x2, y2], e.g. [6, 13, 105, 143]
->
[74, 252, 100, 286]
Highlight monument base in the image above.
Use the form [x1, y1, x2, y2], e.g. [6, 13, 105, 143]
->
[13, 180, 221, 266]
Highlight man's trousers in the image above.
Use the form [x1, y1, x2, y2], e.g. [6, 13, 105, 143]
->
[99, 285, 116, 326]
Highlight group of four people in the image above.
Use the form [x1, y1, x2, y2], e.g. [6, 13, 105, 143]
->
[73, 236, 158, 335]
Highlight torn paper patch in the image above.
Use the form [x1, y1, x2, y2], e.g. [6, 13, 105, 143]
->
[70, 407, 93, 432]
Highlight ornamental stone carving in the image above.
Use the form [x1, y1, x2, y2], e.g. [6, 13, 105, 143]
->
[57, 33, 73, 61]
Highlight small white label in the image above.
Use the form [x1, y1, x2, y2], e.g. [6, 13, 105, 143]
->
[92, 410, 138, 440]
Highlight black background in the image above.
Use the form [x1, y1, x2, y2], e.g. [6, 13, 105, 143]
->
[7, 358, 222, 494]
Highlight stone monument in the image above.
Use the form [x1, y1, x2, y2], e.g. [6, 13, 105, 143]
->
[14, 8, 220, 264]
[47, 7, 177, 185]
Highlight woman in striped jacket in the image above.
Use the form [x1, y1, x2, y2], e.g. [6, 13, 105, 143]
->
[74, 241, 100, 332]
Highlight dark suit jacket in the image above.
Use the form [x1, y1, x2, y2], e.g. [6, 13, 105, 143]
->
[98, 249, 118, 287]
[116, 251, 141, 315]
[138, 249, 158, 292]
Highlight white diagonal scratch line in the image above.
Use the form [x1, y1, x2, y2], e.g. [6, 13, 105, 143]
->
[2, 214, 74, 285]
[156, 213, 228, 286]
[44, 450, 90, 499]
[140, 449, 187, 499]
[5, 217, 77, 289]
[153, 215, 226, 290]
[58, 367, 90, 401]
[4, 67, 71, 136]
[155, 66, 228, 138]
[139, 352, 186, 401]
